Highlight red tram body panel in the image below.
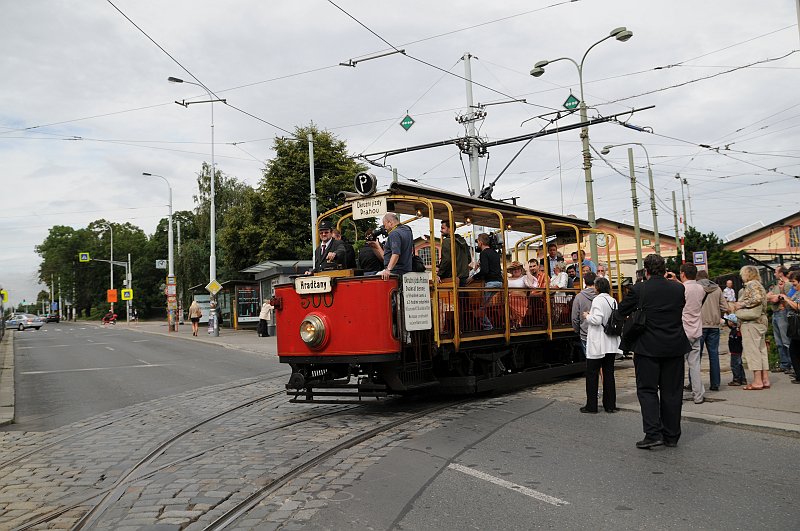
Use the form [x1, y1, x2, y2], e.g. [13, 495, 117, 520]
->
[275, 276, 401, 359]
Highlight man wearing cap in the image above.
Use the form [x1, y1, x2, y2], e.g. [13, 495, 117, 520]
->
[307, 220, 345, 274]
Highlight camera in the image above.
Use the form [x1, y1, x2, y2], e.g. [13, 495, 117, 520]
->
[487, 232, 503, 253]
[366, 226, 388, 242]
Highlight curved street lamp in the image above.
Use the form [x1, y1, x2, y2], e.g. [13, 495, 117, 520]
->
[143, 172, 176, 332]
[601, 143, 660, 254]
[530, 26, 633, 263]
[168, 76, 219, 336]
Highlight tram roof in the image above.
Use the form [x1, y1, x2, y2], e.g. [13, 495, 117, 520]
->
[380, 181, 591, 236]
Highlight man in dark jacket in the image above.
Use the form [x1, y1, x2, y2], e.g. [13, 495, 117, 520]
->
[618, 254, 691, 449]
[331, 229, 356, 269]
[307, 220, 345, 274]
[437, 220, 470, 285]
[468, 233, 503, 330]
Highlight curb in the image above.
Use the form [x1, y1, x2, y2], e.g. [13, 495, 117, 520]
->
[616, 403, 800, 439]
[0, 331, 15, 427]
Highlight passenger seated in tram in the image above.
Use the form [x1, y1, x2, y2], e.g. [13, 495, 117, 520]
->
[527, 258, 547, 289]
[507, 260, 535, 328]
[550, 261, 569, 289]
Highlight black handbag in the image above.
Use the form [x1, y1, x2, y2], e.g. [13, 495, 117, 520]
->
[788, 312, 800, 340]
[622, 285, 647, 340]
[603, 298, 623, 336]
[412, 255, 426, 272]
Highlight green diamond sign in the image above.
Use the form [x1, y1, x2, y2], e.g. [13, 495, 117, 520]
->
[563, 94, 580, 110]
[400, 114, 415, 131]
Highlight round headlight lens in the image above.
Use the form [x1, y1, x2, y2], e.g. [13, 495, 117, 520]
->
[299, 315, 325, 347]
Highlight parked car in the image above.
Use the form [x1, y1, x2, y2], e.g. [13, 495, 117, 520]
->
[7, 313, 44, 331]
[45, 314, 60, 323]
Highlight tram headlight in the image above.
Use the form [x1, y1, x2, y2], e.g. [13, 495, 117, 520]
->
[299, 314, 326, 348]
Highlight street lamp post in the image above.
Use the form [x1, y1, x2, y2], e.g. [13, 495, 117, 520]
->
[143, 172, 176, 332]
[168, 76, 225, 336]
[601, 142, 660, 254]
[100, 222, 114, 313]
[530, 26, 633, 264]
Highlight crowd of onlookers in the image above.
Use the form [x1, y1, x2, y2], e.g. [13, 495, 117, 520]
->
[570, 253, 800, 450]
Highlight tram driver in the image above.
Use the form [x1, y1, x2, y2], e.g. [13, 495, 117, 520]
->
[306, 220, 345, 275]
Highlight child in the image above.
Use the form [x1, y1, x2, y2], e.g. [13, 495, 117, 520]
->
[725, 314, 747, 386]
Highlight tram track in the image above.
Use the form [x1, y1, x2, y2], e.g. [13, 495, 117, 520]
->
[9, 397, 463, 530]
[12, 400, 362, 531]
[203, 399, 466, 530]
[0, 373, 287, 472]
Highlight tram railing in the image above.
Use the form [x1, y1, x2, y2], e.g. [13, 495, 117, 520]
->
[436, 286, 577, 339]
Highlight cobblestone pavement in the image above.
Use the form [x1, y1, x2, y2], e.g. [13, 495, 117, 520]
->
[0, 372, 535, 530]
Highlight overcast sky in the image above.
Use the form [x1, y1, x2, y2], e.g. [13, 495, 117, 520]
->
[2, 0, 798, 306]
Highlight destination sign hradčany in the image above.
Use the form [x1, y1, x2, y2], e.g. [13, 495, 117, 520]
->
[295, 276, 332, 294]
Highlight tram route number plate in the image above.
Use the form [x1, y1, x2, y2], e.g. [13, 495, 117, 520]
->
[352, 196, 387, 221]
[295, 276, 332, 294]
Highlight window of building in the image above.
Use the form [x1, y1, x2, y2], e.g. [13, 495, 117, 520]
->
[418, 246, 434, 266]
[789, 225, 800, 248]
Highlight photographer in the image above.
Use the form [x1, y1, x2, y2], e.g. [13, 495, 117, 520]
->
[378, 213, 413, 280]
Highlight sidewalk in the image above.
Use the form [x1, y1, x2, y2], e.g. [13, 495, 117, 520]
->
[2, 323, 798, 436]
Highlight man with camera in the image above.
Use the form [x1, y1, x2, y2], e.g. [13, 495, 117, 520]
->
[378, 213, 413, 280]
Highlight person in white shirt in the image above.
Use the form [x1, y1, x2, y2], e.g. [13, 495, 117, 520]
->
[723, 279, 736, 303]
[581, 277, 621, 413]
[550, 262, 569, 289]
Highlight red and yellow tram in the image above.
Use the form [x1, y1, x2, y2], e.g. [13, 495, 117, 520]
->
[273, 181, 621, 401]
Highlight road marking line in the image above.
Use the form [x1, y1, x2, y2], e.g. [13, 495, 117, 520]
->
[17, 345, 73, 349]
[132, 339, 149, 343]
[448, 463, 569, 507]
[21, 364, 166, 375]
[105, 346, 114, 351]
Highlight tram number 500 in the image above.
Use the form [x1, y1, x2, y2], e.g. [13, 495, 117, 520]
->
[300, 293, 334, 308]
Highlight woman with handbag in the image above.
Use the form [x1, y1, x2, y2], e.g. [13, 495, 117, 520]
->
[778, 270, 800, 383]
[580, 277, 621, 413]
[733, 265, 770, 390]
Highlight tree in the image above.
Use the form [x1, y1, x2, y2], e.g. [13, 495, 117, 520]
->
[192, 162, 254, 280]
[666, 226, 740, 278]
[257, 125, 368, 261]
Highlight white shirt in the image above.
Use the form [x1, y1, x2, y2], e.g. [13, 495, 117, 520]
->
[585, 293, 622, 359]
[723, 287, 736, 302]
[550, 271, 568, 289]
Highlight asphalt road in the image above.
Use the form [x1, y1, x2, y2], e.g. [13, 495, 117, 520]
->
[4, 322, 286, 431]
[308, 395, 798, 530]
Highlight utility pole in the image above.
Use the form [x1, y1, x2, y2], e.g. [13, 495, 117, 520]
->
[627, 148, 643, 270]
[645, 161, 660, 254]
[685, 178, 694, 227]
[672, 191, 681, 262]
[392, 167, 398, 183]
[308, 133, 318, 259]
[127, 253, 132, 326]
[462, 53, 481, 197]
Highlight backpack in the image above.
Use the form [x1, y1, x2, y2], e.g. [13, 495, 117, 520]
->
[412, 254, 426, 272]
[603, 297, 624, 336]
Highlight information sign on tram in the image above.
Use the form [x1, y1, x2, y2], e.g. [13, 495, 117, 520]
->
[352, 196, 387, 221]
